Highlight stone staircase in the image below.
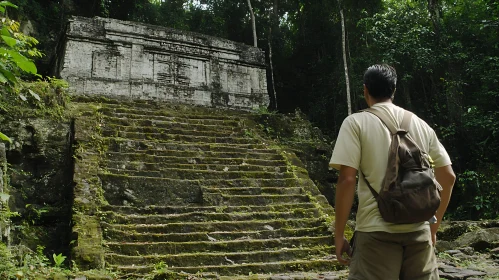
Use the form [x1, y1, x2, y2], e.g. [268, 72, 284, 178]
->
[71, 99, 340, 279]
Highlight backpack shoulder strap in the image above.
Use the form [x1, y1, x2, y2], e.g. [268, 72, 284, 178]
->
[366, 107, 414, 134]
[361, 171, 379, 198]
[364, 107, 397, 135]
[400, 110, 413, 132]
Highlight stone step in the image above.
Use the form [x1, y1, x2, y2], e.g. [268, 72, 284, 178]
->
[102, 218, 326, 234]
[102, 115, 241, 132]
[102, 124, 246, 138]
[101, 130, 260, 144]
[100, 174, 300, 190]
[104, 236, 333, 256]
[102, 168, 294, 180]
[99, 174, 303, 206]
[105, 138, 275, 154]
[113, 259, 340, 276]
[100, 203, 318, 215]
[103, 225, 330, 243]
[215, 194, 310, 205]
[98, 107, 245, 121]
[104, 161, 287, 173]
[102, 150, 284, 161]
[105, 246, 334, 267]
[100, 208, 319, 225]
[201, 186, 303, 195]
[96, 152, 285, 165]
[104, 112, 243, 126]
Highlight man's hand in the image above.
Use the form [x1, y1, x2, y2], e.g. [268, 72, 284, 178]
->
[335, 235, 352, 265]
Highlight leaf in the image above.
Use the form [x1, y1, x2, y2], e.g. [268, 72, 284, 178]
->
[0, 1, 18, 9]
[0, 131, 11, 143]
[0, 72, 7, 83]
[1, 35, 16, 47]
[0, 193, 10, 203]
[0, 27, 8, 37]
[0, 67, 16, 84]
[5, 50, 37, 74]
[0, 7, 4, 14]
[28, 89, 40, 101]
[19, 94, 27, 101]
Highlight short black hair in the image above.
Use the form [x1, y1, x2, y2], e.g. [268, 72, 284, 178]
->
[363, 64, 397, 100]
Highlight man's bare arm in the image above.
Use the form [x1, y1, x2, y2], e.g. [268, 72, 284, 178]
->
[430, 165, 456, 243]
[334, 165, 357, 264]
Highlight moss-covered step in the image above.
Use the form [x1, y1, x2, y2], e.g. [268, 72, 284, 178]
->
[101, 130, 261, 144]
[102, 168, 294, 180]
[105, 246, 334, 267]
[103, 150, 284, 161]
[98, 106, 247, 121]
[100, 203, 319, 215]
[100, 175, 301, 189]
[208, 194, 310, 205]
[103, 225, 330, 242]
[105, 139, 274, 154]
[200, 186, 303, 196]
[97, 152, 286, 166]
[102, 125, 246, 138]
[101, 218, 327, 234]
[99, 177, 309, 206]
[112, 259, 340, 276]
[104, 236, 332, 256]
[101, 112, 244, 126]
[104, 161, 288, 173]
[99, 208, 319, 225]
[101, 116, 241, 132]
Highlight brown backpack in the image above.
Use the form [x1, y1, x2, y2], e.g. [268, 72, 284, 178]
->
[363, 108, 442, 224]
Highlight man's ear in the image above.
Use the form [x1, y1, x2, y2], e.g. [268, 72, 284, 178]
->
[363, 84, 370, 106]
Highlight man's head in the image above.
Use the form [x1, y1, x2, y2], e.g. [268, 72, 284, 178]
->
[363, 64, 397, 101]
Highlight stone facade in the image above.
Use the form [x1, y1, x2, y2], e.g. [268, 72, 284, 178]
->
[56, 17, 269, 110]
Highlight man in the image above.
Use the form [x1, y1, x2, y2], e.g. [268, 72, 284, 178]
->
[329, 64, 456, 280]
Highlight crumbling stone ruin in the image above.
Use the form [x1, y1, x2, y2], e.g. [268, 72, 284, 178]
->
[55, 17, 269, 111]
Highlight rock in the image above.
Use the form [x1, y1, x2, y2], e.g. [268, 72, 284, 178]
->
[445, 250, 462, 255]
[455, 228, 499, 251]
[439, 266, 487, 280]
[452, 252, 470, 259]
[436, 240, 460, 252]
[461, 246, 474, 255]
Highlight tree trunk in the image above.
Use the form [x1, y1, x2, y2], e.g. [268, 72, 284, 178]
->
[268, 27, 277, 110]
[428, 0, 440, 35]
[246, 0, 257, 47]
[268, 0, 278, 109]
[339, 7, 351, 115]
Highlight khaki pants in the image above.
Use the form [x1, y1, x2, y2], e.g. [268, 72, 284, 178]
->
[348, 228, 439, 280]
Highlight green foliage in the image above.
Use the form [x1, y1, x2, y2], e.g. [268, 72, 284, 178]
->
[52, 253, 66, 268]
[6, 0, 498, 220]
[0, 242, 15, 279]
[0, 1, 41, 88]
[0, 77, 70, 121]
[355, 0, 499, 219]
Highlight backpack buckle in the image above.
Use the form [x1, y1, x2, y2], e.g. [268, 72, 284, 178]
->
[396, 129, 407, 135]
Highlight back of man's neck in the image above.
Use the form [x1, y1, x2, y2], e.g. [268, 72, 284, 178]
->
[369, 97, 393, 107]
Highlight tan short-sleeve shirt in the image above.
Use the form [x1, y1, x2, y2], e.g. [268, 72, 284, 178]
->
[330, 102, 452, 233]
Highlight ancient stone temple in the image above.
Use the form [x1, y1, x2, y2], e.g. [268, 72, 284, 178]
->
[55, 16, 342, 279]
[55, 16, 269, 110]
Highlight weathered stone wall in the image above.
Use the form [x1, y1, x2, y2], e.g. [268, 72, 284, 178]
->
[2, 119, 73, 259]
[56, 17, 269, 110]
